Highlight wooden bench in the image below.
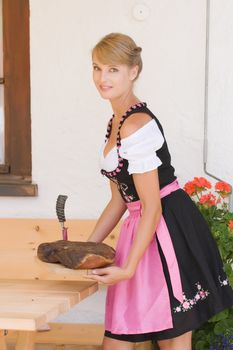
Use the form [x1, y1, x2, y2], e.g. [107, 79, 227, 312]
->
[0, 219, 153, 350]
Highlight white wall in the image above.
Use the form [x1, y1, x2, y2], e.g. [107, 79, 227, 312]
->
[0, 0, 208, 218]
[206, 0, 233, 185]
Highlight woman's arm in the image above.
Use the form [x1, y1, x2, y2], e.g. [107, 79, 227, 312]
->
[114, 112, 162, 276]
[86, 169, 162, 284]
[122, 169, 162, 276]
[87, 180, 127, 243]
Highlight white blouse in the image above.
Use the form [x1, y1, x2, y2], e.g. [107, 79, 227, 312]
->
[100, 119, 164, 175]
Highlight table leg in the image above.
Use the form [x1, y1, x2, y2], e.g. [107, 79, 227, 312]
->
[15, 331, 35, 350]
[0, 330, 7, 350]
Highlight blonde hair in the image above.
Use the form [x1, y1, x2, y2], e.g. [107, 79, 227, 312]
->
[92, 33, 143, 80]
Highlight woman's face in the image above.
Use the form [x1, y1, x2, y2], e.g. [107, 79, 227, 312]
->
[92, 55, 138, 101]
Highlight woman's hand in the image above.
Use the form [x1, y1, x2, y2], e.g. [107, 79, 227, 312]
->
[84, 265, 132, 285]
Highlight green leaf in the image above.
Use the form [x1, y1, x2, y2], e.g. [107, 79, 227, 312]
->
[214, 318, 233, 335]
[206, 332, 216, 344]
[214, 322, 226, 335]
[195, 340, 208, 350]
[224, 263, 233, 275]
[228, 276, 233, 288]
[208, 309, 229, 322]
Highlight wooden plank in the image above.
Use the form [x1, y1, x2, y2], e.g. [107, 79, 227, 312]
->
[6, 325, 153, 349]
[0, 182, 38, 196]
[0, 293, 77, 308]
[0, 280, 98, 331]
[0, 303, 60, 330]
[7, 324, 104, 346]
[0, 219, 119, 280]
[0, 297, 69, 315]
[15, 331, 35, 350]
[0, 330, 7, 350]
[0, 280, 98, 296]
[38, 323, 104, 346]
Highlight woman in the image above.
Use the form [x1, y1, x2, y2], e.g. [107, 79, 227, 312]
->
[86, 33, 233, 350]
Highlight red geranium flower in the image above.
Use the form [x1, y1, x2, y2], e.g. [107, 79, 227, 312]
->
[215, 181, 232, 198]
[192, 177, 212, 191]
[199, 193, 217, 208]
[184, 177, 212, 196]
[227, 220, 233, 229]
[184, 181, 196, 196]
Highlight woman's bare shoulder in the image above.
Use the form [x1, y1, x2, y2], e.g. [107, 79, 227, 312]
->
[120, 113, 153, 139]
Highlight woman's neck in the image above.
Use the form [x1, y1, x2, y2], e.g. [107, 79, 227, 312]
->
[110, 94, 141, 121]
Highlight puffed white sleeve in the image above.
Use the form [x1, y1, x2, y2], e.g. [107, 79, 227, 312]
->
[119, 119, 165, 175]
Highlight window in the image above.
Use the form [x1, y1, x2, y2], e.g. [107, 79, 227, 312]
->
[0, 0, 37, 196]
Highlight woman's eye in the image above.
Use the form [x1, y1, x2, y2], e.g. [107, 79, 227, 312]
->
[109, 67, 118, 72]
[93, 66, 100, 71]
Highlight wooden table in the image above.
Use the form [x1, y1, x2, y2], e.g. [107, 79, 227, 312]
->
[0, 279, 98, 350]
[0, 218, 117, 349]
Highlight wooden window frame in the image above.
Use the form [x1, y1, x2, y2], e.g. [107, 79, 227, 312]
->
[0, 0, 37, 196]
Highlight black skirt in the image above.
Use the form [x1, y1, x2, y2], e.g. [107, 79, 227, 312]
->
[105, 189, 233, 342]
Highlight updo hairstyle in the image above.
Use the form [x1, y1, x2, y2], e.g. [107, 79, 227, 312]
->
[92, 33, 143, 80]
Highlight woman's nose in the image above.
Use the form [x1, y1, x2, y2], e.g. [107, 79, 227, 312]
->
[99, 70, 108, 83]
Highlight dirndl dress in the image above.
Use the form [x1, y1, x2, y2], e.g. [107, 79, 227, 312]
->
[99, 102, 233, 342]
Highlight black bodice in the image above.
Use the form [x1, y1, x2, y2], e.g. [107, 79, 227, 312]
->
[101, 103, 177, 202]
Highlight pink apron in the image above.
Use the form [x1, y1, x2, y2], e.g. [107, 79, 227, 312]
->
[105, 179, 183, 334]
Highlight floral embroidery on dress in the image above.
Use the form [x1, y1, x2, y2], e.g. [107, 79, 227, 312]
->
[108, 177, 135, 203]
[218, 275, 229, 287]
[174, 282, 210, 313]
[118, 183, 135, 202]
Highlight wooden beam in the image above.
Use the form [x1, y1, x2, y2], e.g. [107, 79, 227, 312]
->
[0, 330, 7, 350]
[0, 182, 38, 196]
[6, 325, 153, 349]
[15, 331, 35, 350]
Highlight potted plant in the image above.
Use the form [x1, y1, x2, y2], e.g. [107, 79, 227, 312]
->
[183, 177, 233, 350]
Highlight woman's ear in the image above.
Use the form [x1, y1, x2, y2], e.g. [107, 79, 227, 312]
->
[129, 65, 139, 81]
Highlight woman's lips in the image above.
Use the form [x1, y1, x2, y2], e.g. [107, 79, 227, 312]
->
[99, 85, 112, 91]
